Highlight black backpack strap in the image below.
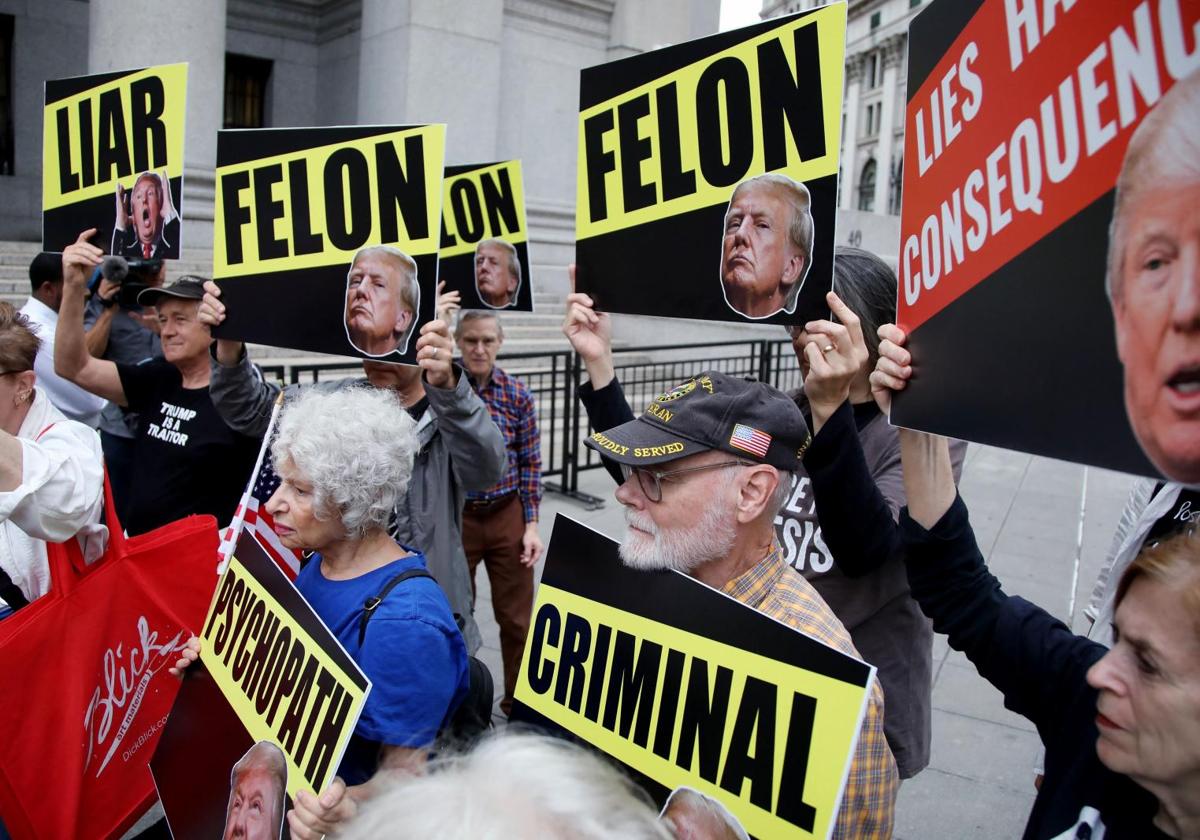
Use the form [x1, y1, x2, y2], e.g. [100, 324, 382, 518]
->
[0, 566, 29, 612]
[359, 568, 434, 647]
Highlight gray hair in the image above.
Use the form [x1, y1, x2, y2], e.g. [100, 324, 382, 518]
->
[340, 733, 672, 840]
[271, 386, 417, 540]
[731, 174, 814, 312]
[831, 246, 898, 369]
[770, 469, 795, 519]
[454, 309, 505, 341]
[1106, 69, 1200, 303]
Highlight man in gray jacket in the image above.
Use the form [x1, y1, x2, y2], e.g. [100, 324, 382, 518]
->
[198, 282, 505, 653]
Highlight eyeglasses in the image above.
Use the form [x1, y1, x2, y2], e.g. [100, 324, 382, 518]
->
[619, 460, 751, 503]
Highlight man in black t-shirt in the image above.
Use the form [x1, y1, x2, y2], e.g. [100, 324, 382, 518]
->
[54, 230, 259, 535]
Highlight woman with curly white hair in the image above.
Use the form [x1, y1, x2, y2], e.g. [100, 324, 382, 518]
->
[176, 386, 469, 840]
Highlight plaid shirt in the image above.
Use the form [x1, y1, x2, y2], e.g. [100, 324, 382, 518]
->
[723, 544, 898, 839]
[466, 365, 542, 522]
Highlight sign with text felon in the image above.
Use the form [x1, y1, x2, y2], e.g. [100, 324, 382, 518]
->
[152, 532, 369, 839]
[438, 160, 533, 311]
[43, 63, 187, 258]
[574, 3, 845, 327]
[211, 124, 446, 365]
[893, 0, 1199, 482]
[511, 516, 874, 840]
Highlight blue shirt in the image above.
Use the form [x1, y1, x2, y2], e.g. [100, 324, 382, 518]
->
[295, 550, 469, 785]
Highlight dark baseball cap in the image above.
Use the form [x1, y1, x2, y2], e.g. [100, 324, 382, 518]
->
[584, 370, 811, 471]
[137, 277, 206, 307]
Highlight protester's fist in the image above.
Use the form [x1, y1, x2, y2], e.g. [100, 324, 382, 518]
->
[62, 230, 104, 290]
[799, 291, 870, 432]
[869, 323, 912, 415]
[436, 280, 462, 323]
[416, 318, 456, 389]
[198, 280, 226, 328]
[169, 635, 201, 679]
[114, 184, 129, 231]
[521, 523, 544, 568]
[288, 778, 357, 840]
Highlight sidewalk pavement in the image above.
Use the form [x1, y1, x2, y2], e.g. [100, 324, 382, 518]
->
[472, 443, 1138, 838]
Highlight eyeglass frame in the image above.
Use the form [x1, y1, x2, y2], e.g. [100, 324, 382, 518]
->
[619, 459, 753, 503]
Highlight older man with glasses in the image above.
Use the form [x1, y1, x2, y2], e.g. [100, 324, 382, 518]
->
[582, 371, 898, 840]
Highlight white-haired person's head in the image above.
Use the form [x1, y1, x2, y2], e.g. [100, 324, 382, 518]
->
[339, 732, 672, 840]
[269, 386, 418, 541]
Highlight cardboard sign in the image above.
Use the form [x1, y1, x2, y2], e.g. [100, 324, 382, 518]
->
[152, 533, 369, 839]
[573, 4, 845, 326]
[893, 0, 1200, 482]
[211, 125, 446, 365]
[511, 516, 873, 840]
[43, 63, 187, 257]
[438, 160, 533, 311]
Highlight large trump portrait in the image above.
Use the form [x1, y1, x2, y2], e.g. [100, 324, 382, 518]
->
[719, 173, 814, 320]
[222, 741, 288, 840]
[1107, 68, 1200, 485]
[343, 245, 421, 358]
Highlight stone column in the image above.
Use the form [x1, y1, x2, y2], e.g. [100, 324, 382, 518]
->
[840, 53, 863, 211]
[873, 35, 904, 215]
[357, 0, 504, 164]
[89, 0, 227, 260]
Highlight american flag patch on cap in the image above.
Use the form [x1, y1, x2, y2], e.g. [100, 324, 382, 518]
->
[729, 423, 771, 458]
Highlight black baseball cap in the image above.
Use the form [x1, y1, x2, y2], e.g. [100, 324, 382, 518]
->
[584, 371, 811, 471]
[137, 277, 206, 307]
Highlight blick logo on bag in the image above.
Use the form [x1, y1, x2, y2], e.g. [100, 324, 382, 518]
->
[83, 616, 188, 777]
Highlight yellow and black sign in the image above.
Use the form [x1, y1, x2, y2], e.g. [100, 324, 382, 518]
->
[437, 160, 533, 311]
[573, 4, 845, 327]
[152, 533, 370, 835]
[512, 516, 873, 840]
[42, 63, 187, 256]
[211, 124, 446, 365]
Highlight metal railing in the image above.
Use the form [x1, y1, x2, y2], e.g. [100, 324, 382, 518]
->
[266, 339, 802, 508]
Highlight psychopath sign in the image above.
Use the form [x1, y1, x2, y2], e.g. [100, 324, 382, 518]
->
[43, 63, 187, 257]
[152, 532, 369, 839]
[211, 124, 446, 365]
[511, 516, 873, 840]
[438, 160, 533, 311]
[892, 0, 1200, 483]
[573, 3, 845, 326]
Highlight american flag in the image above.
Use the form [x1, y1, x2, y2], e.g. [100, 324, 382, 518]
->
[218, 396, 302, 579]
[729, 423, 772, 458]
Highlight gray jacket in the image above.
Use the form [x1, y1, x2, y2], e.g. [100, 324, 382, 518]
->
[210, 354, 507, 653]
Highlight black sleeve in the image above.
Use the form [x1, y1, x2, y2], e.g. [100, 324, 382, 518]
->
[577, 377, 634, 485]
[901, 495, 1106, 733]
[116, 360, 177, 413]
[803, 400, 901, 578]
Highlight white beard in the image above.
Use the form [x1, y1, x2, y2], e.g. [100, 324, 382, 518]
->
[618, 502, 736, 575]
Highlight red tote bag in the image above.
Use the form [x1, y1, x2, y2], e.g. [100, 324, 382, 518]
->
[0, 478, 221, 840]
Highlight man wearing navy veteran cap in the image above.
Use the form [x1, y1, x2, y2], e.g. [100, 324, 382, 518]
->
[584, 371, 898, 840]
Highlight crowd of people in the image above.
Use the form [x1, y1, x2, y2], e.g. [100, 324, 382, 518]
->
[1, 77, 1196, 840]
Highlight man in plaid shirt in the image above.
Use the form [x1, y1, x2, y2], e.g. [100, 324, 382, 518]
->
[582, 370, 898, 839]
[455, 311, 543, 715]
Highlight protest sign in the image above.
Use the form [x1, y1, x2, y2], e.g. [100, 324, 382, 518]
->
[43, 62, 187, 257]
[152, 532, 369, 839]
[511, 516, 874, 840]
[439, 160, 533, 311]
[893, 0, 1199, 482]
[211, 124, 446, 365]
[573, 4, 845, 327]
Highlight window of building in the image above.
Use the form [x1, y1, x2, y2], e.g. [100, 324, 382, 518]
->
[889, 159, 904, 215]
[224, 54, 273, 129]
[870, 11, 881, 30]
[862, 101, 880, 138]
[910, 0, 922, 8]
[867, 53, 879, 89]
[858, 159, 876, 212]
[0, 15, 13, 176]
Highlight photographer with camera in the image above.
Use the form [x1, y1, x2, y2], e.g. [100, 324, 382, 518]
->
[82, 253, 165, 521]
